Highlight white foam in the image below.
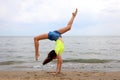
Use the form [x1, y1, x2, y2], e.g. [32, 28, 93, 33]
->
[33, 65, 41, 68]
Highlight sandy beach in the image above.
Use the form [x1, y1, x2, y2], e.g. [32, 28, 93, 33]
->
[0, 70, 120, 80]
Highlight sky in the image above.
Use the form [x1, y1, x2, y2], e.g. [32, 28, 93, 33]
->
[0, 0, 120, 36]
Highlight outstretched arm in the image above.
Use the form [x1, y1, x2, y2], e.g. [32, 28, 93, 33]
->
[48, 53, 62, 75]
[57, 8, 78, 34]
[56, 54, 62, 74]
[52, 54, 62, 75]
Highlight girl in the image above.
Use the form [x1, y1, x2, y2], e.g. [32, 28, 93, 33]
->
[34, 8, 78, 75]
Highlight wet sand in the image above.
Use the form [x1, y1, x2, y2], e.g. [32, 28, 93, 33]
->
[0, 70, 120, 80]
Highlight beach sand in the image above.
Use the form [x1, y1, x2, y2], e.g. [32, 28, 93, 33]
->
[0, 70, 120, 80]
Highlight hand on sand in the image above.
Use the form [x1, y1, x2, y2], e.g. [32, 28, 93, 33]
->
[47, 71, 60, 76]
[72, 8, 78, 17]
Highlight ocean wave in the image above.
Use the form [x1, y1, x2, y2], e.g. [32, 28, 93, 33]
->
[0, 61, 24, 65]
[62, 59, 114, 63]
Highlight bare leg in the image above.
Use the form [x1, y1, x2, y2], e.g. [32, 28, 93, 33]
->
[34, 33, 48, 61]
[57, 8, 78, 34]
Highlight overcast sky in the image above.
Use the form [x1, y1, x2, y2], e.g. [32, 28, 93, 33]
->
[0, 0, 120, 36]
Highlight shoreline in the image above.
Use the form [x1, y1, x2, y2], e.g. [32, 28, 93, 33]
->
[0, 70, 120, 80]
[0, 62, 120, 80]
[0, 62, 120, 72]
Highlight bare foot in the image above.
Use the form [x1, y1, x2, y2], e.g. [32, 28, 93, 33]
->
[72, 8, 78, 17]
[35, 53, 39, 61]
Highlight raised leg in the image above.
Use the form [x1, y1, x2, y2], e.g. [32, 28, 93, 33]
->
[57, 8, 78, 34]
[34, 33, 48, 61]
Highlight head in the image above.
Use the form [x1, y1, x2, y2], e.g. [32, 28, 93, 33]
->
[42, 50, 57, 65]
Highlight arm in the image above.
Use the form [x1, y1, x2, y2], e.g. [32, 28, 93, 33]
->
[55, 54, 62, 74]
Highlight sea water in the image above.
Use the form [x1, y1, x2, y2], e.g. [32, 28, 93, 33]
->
[0, 36, 120, 71]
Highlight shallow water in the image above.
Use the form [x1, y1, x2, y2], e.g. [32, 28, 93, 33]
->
[0, 36, 120, 71]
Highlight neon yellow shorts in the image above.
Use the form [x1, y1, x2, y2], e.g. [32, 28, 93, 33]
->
[55, 39, 64, 55]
